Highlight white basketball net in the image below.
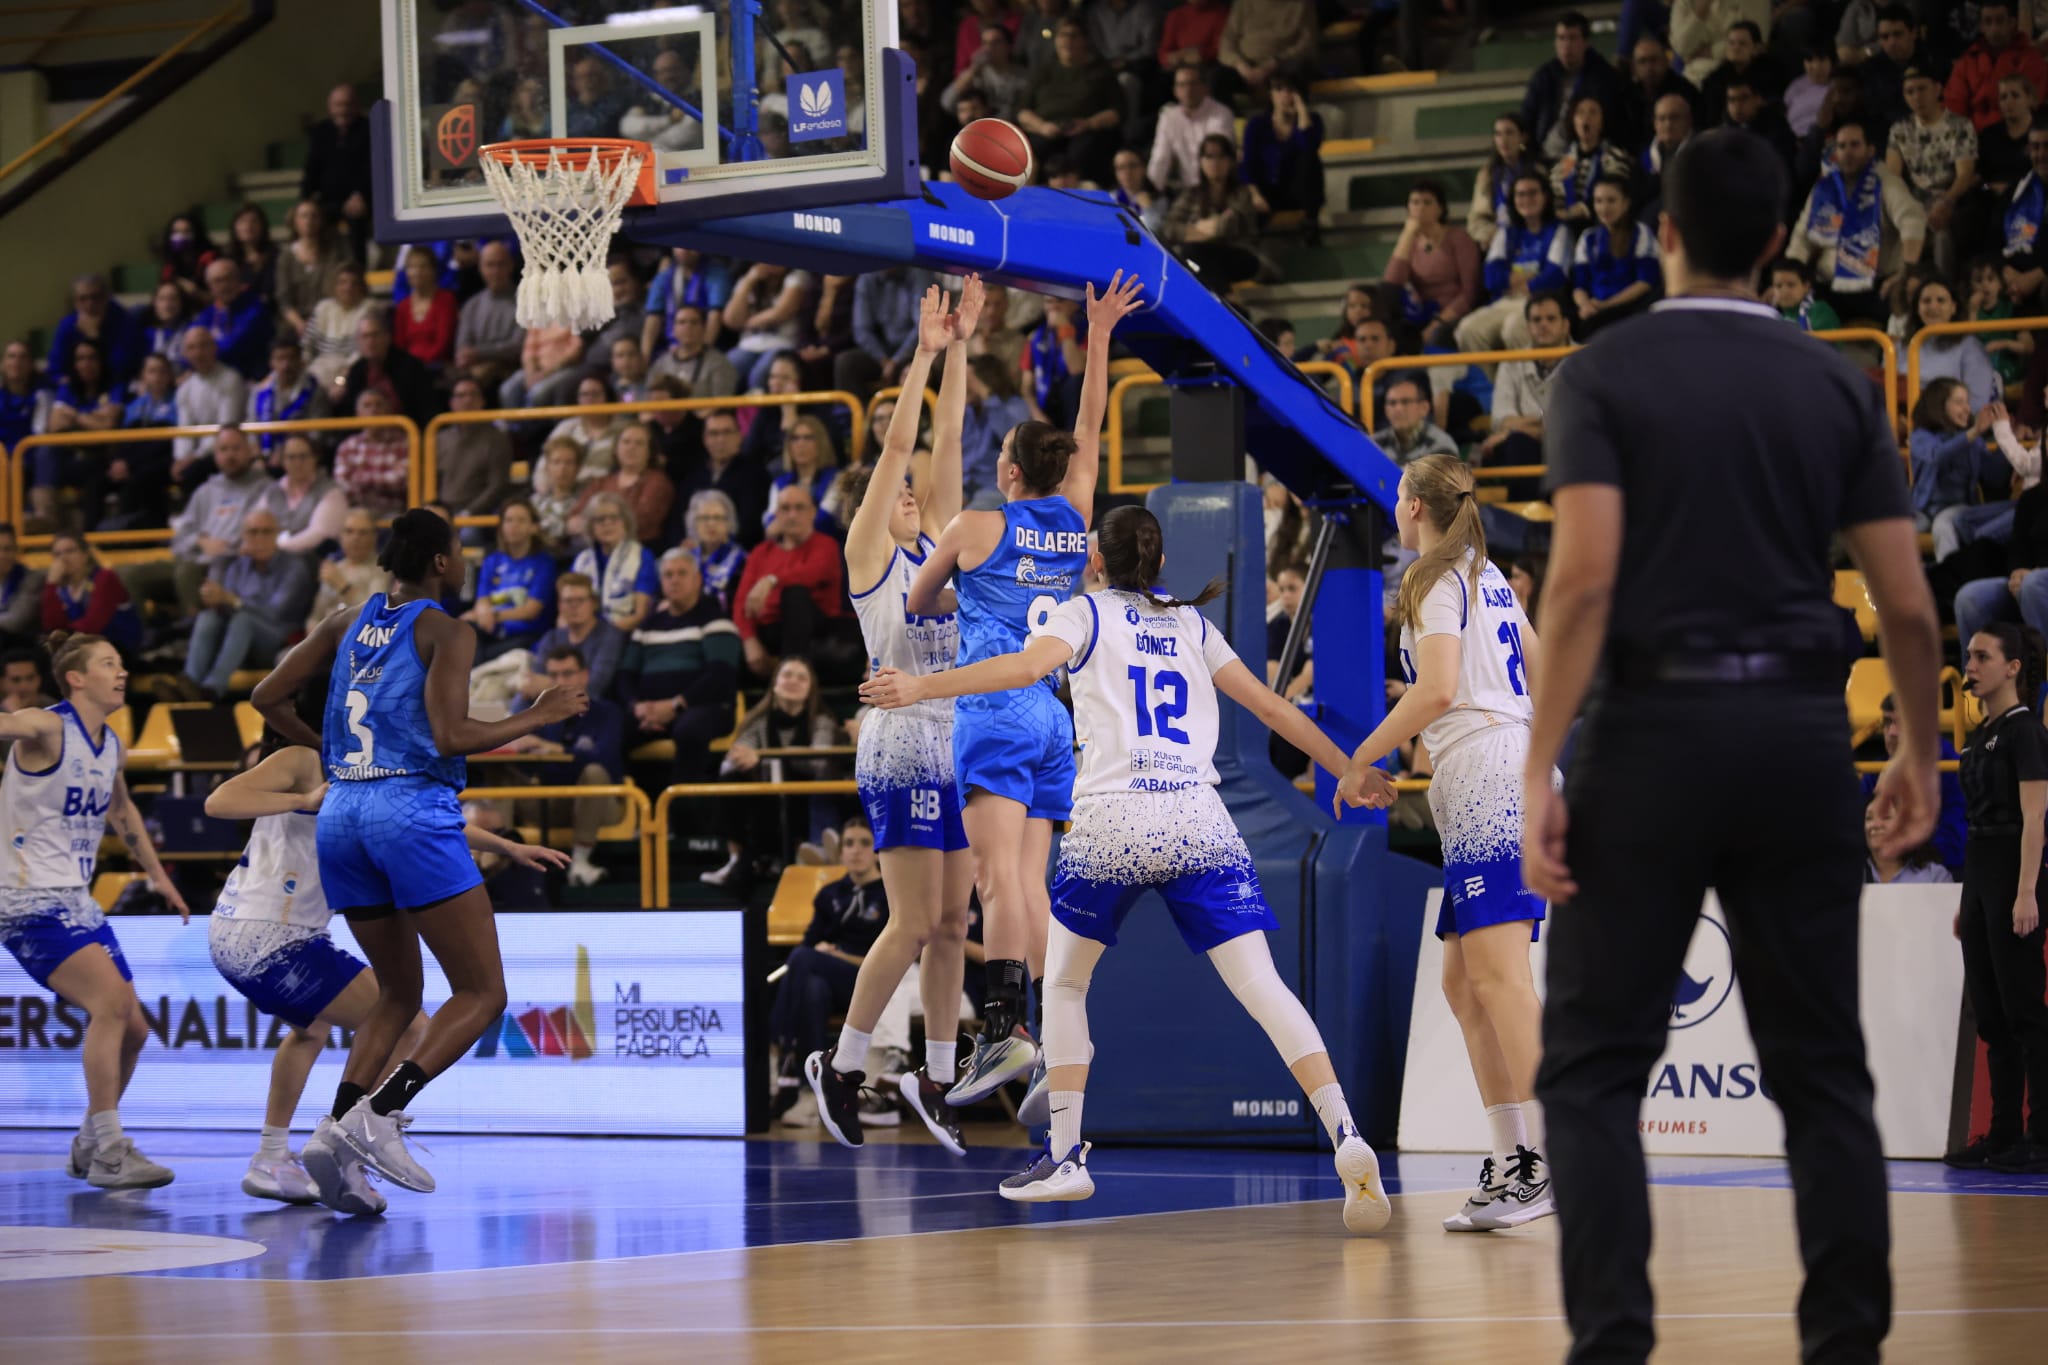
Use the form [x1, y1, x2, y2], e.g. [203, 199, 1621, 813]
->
[480, 143, 646, 333]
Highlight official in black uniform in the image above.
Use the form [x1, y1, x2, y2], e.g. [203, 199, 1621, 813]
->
[1949, 623, 2048, 1173]
[1520, 129, 1944, 1365]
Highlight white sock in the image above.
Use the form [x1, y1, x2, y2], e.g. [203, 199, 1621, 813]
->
[1049, 1090, 1083, 1156]
[77, 1115, 94, 1144]
[1523, 1099, 1546, 1159]
[831, 1024, 872, 1074]
[1486, 1102, 1528, 1166]
[572, 844, 595, 862]
[259, 1124, 290, 1158]
[925, 1039, 957, 1085]
[88, 1110, 123, 1149]
[1309, 1083, 1353, 1148]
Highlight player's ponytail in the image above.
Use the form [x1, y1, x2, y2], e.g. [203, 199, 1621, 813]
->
[379, 506, 456, 584]
[42, 631, 107, 699]
[1396, 454, 1488, 632]
[1007, 420, 1077, 496]
[1098, 505, 1224, 611]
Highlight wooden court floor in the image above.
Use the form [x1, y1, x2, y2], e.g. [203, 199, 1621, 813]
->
[3, 1168, 2042, 1364]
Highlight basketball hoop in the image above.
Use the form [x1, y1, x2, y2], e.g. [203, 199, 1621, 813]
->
[479, 139, 657, 332]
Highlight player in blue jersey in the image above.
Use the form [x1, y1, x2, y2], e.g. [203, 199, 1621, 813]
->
[1336, 454, 1556, 1232]
[903, 271, 1145, 1106]
[203, 688, 567, 1212]
[806, 280, 978, 1152]
[252, 509, 587, 1203]
[0, 631, 189, 1189]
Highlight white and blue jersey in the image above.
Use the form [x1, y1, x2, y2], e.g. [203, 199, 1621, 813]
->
[1032, 589, 1279, 955]
[951, 496, 1089, 820]
[851, 534, 967, 851]
[317, 594, 483, 915]
[1396, 555, 1547, 940]
[0, 702, 130, 989]
[210, 809, 365, 1029]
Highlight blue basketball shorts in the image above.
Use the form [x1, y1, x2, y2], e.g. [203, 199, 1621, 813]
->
[0, 889, 130, 991]
[318, 779, 483, 916]
[209, 917, 366, 1030]
[1050, 861, 1280, 954]
[855, 709, 969, 852]
[1427, 727, 1546, 941]
[952, 686, 1076, 823]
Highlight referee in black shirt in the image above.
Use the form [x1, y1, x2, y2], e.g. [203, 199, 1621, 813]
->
[1520, 129, 1943, 1364]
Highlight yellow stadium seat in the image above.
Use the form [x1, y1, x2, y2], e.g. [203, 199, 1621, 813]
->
[227, 670, 267, 696]
[629, 693, 747, 764]
[234, 701, 263, 749]
[104, 708, 133, 752]
[510, 460, 530, 484]
[1845, 658, 1890, 746]
[127, 702, 207, 769]
[1834, 570, 1878, 642]
[767, 864, 842, 946]
[91, 872, 141, 912]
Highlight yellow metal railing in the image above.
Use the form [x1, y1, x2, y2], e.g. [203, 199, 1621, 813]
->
[1905, 316, 2048, 412]
[7, 414, 421, 547]
[461, 784, 656, 909]
[422, 389, 864, 509]
[1106, 362, 1355, 495]
[0, 1, 247, 188]
[653, 779, 855, 903]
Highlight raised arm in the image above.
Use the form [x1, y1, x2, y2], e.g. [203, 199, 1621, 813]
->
[204, 746, 325, 820]
[861, 635, 1072, 708]
[250, 605, 352, 749]
[926, 275, 983, 535]
[845, 286, 946, 589]
[1063, 271, 1147, 526]
[419, 610, 588, 756]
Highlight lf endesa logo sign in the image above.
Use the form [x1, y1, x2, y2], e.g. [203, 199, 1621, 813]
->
[787, 69, 847, 142]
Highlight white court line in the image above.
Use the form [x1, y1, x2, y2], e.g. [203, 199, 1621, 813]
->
[14, 1307, 2048, 1343]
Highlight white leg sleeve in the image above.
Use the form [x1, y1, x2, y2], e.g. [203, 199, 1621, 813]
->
[870, 963, 917, 1053]
[1208, 932, 1328, 1068]
[1042, 920, 1105, 1070]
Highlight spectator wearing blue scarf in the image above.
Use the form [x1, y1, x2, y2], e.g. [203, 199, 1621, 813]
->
[2000, 126, 2048, 309]
[1570, 177, 1662, 337]
[1457, 171, 1576, 354]
[1550, 96, 1633, 226]
[1787, 118, 1928, 324]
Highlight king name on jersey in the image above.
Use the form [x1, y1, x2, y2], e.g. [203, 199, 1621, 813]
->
[355, 621, 397, 649]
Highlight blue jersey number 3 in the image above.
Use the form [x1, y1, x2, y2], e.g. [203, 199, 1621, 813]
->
[1128, 666, 1191, 744]
[1497, 621, 1527, 696]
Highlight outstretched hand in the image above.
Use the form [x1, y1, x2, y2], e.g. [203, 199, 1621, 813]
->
[505, 843, 573, 873]
[858, 667, 927, 711]
[953, 273, 986, 341]
[917, 283, 953, 354]
[1085, 270, 1146, 334]
[1333, 761, 1398, 817]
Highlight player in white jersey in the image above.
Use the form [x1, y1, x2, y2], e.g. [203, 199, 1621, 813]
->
[865, 507, 1399, 1233]
[806, 282, 978, 1152]
[203, 707, 565, 1211]
[1336, 453, 1555, 1231]
[0, 632, 188, 1189]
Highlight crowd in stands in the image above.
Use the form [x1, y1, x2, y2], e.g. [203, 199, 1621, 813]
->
[8, 0, 2039, 898]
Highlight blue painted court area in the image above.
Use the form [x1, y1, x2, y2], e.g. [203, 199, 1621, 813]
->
[0, 1132, 2039, 1283]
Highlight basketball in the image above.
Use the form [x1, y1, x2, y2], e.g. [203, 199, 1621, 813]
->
[950, 118, 1032, 199]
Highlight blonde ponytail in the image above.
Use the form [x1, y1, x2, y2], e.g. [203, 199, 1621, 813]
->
[1395, 454, 1488, 631]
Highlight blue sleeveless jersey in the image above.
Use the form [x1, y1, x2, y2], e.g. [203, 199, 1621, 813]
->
[956, 496, 1089, 683]
[323, 594, 466, 789]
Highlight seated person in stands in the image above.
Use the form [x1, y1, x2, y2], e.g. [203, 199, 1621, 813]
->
[1722, 74, 1801, 185]
[265, 433, 349, 563]
[1885, 64, 1977, 274]
[1382, 178, 1481, 349]
[1148, 63, 1235, 198]
[703, 655, 847, 889]
[515, 572, 625, 709]
[332, 388, 413, 517]
[466, 498, 556, 663]
[106, 352, 177, 528]
[1953, 469, 2048, 644]
[1216, 0, 1318, 109]
[569, 491, 658, 633]
[1902, 275, 2001, 412]
[733, 484, 858, 682]
[1769, 256, 1841, 330]
[1936, 394, 2044, 560]
[532, 436, 583, 549]
[1861, 693, 1966, 876]
[41, 532, 139, 661]
[1864, 795, 1954, 883]
[682, 489, 748, 613]
[1371, 376, 1457, 465]
[195, 256, 274, 381]
[674, 412, 769, 553]
[1698, 21, 1788, 123]
[766, 815, 890, 1115]
[305, 507, 388, 634]
[1968, 256, 2033, 389]
[500, 323, 586, 410]
[1636, 93, 1694, 217]
[1161, 133, 1265, 289]
[1522, 12, 1622, 159]
[250, 339, 328, 464]
[179, 505, 313, 702]
[1569, 176, 1661, 337]
[1016, 17, 1123, 185]
[618, 547, 743, 783]
[1266, 561, 1312, 703]
[500, 645, 626, 890]
[393, 247, 457, 371]
[1786, 117, 1928, 325]
[436, 377, 517, 521]
[1999, 128, 2048, 312]
[941, 19, 1032, 123]
[650, 303, 739, 398]
[1456, 171, 1574, 355]
[1479, 293, 1573, 467]
[1550, 95, 1632, 227]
